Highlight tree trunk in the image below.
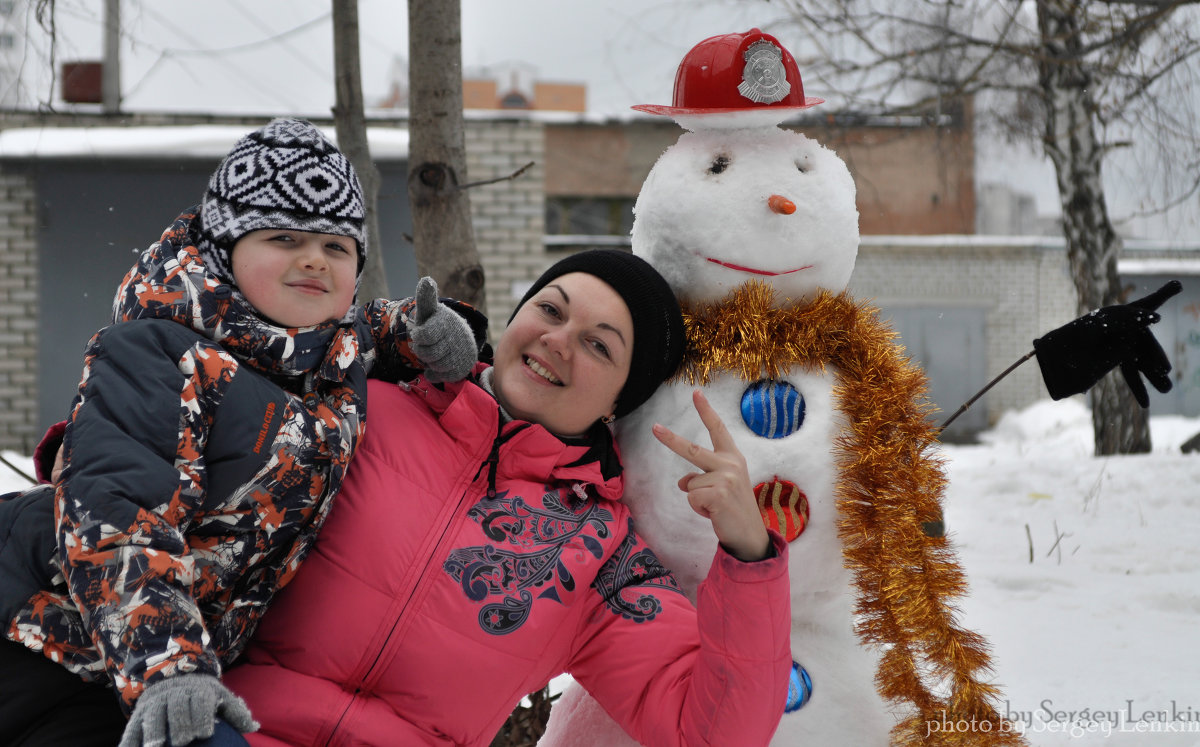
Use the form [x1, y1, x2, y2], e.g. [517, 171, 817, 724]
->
[1091, 372, 1151, 453]
[1036, 0, 1151, 455]
[407, 0, 486, 311]
[102, 0, 120, 113]
[332, 0, 388, 301]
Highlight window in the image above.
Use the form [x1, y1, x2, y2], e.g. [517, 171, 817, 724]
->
[544, 197, 636, 236]
[499, 91, 530, 109]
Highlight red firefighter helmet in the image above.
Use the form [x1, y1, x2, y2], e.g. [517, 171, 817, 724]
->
[634, 28, 822, 127]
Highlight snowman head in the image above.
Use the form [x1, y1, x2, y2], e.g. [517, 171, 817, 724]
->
[631, 126, 859, 304]
[630, 28, 859, 303]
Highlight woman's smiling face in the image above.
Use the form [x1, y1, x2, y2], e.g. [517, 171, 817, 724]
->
[493, 272, 633, 438]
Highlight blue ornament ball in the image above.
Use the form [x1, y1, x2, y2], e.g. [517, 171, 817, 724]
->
[785, 661, 813, 713]
[741, 380, 805, 439]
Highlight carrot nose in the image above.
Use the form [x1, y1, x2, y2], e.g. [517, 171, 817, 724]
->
[768, 195, 796, 215]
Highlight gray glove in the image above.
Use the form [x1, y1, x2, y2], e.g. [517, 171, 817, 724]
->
[119, 674, 258, 747]
[407, 276, 478, 383]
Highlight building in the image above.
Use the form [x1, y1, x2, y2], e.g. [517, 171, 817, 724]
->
[0, 0, 28, 109]
[464, 78, 586, 113]
[381, 60, 587, 113]
[1, 106, 1197, 453]
[541, 105, 978, 245]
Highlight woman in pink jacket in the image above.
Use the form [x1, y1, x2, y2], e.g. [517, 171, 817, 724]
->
[223, 250, 792, 746]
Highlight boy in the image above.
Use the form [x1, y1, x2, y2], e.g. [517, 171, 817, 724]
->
[0, 119, 481, 746]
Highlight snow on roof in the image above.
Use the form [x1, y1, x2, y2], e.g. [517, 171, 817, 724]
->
[862, 234, 1200, 253]
[0, 125, 409, 159]
[1118, 258, 1200, 275]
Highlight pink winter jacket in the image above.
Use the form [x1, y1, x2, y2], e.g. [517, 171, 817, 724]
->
[224, 373, 791, 746]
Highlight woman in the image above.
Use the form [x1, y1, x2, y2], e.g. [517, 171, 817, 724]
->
[223, 249, 792, 746]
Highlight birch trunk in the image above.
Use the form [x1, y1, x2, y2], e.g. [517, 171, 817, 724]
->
[1037, 0, 1151, 454]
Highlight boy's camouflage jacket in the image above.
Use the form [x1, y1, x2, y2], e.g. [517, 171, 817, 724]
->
[0, 209, 482, 710]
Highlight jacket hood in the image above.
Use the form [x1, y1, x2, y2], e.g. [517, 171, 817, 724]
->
[113, 208, 371, 385]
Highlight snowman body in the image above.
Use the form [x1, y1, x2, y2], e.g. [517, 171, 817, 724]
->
[618, 369, 895, 746]
[541, 127, 895, 745]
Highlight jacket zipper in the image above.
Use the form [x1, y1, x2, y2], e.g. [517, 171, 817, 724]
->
[476, 420, 530, 498]
[325, 410, 526, 743]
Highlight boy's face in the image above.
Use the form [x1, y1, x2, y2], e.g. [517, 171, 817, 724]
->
[231, 229, 358, 328]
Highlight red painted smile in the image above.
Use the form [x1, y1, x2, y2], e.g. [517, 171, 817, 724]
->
[704, 257, 813, 276]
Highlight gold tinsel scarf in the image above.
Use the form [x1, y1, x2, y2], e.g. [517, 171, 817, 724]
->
[674, 281, 1025, 746]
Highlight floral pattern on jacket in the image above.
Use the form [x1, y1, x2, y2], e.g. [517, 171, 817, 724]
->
[443, 487, 671, 635]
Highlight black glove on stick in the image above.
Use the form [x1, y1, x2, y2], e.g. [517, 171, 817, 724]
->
[1033, 280, 1181, 407]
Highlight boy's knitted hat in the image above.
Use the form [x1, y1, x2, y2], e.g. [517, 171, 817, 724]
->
[511, 249, 686, 419]
[198, 118, 366, 285]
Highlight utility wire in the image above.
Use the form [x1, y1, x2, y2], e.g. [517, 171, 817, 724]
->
[124, 3, 332, 109]
[139, 11, 331, 57]
[220, 0, 331, 79]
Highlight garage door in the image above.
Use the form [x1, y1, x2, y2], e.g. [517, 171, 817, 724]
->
[1125, 274, 1200, 417]
[876, 306, 989, 442]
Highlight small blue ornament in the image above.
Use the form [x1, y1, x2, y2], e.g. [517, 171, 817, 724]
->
[785, 661, 813, 713]
[741, 380, 805, 439]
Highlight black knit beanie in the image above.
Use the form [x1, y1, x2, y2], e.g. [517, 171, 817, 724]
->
[511, 249, 686, 419]
[197, 118, 367, 286]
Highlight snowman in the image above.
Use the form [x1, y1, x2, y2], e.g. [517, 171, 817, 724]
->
[541, 29, 1021, 746]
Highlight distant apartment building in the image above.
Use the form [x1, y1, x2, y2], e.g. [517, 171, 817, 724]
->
[379, 59, 586, 113]
[0, 0, 27, 108]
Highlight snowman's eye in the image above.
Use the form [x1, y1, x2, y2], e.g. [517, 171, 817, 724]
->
[708, 155, 730, 175]
[795, 160, 809, 173]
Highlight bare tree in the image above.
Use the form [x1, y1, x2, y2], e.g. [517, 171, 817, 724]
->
[406, 0, 486, 311]
[774, 0, 1200, 454]
[331, 0, 387, 301]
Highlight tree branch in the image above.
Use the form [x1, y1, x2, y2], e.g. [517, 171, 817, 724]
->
[458, 161, 534, 190]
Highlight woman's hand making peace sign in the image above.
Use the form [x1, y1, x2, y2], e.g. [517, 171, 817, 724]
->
[651, 389, 771, 562]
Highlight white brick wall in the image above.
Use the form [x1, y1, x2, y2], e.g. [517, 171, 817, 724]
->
[0, 163, 38, 452]
[464, 118, 549, 330]
[850, 237, 1078, 424]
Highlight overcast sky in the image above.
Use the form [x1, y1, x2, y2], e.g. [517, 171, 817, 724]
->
[20, 0, 779, 116]
[8, 0, 1199, 242]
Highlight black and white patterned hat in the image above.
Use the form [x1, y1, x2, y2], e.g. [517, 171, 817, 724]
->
[198, 118, 367, 284]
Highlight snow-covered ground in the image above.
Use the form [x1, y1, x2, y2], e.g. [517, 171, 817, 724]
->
[3, 398, 1197, 745]
[941, 399, 1200, 746]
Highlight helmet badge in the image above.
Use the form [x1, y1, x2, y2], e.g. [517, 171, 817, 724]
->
[738, 40, 791, 105]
